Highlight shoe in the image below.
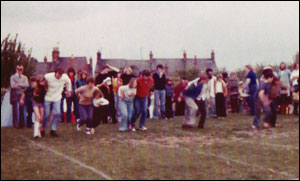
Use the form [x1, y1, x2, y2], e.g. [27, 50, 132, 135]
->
[41, 130, 46, 137]
[86, 129, 91, 135]
[132, 128, 136, 132]
[50, 130, 59, 137]
[252, 125, 259, 130]
[76, 124, 81, 131]
[140, 127, 148, 131]
[33, 136, 39, 139]
[263, 122, 272, 129]
[182, 124, 194, 129]
[91, 128, 95, 135]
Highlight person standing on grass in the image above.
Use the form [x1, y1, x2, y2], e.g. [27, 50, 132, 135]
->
[195, 75, 209, 129]
[182, 75, 205, 129]
[22, 77, 36, 128]
[228, 72, 240, 113]
[66, 68, 80, 124]
[174, 77, 188, 116]
[278, 62, 292, 96]
[10, 64, 29, 129]
[118, 78, 137, 131]
[245, 65, 259, 115]
[291, 62, 299, 115]
[215, 74, 228, 119]
[130, 70, 154, 132]
[32, 76, 47, 139]
[206, 68, 218, 118]
[43, 68, 72, 137]
[92, 89, 109, 134]
[96, 64, 120, 124]
[165, 79, 174, 120]
[252, 68, 274, 130]
[153, 64, 167, 120]
[75, 78, 101, 135]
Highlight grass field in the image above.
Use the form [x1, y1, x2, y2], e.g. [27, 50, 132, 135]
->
[1, 113, 299, 180]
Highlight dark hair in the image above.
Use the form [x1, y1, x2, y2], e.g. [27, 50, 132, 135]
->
[142, 69, 151, 77]
[55, 68, 64, 75]
[206, 68, 213, 74]
[80, 70, 88, 80]
[67, 67, 76, 76]
[87, 77, 95, 84]
[93, 89, 103, 98]
[280, 62, 286, 71]
[157, 64, 164, 70]
[263, 69, 274, 79]
[293, 62, 299, 70]
[222, 72, 228, 79]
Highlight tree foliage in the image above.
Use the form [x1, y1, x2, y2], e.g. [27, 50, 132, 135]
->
[1, 34, 36, 88]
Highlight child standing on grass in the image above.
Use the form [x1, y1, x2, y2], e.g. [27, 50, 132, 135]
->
[92, 89, 109, 134]
[118, 78, 137, 131]
[252, 68, 274, 130]
[75, 78, 100, 135]
[215, 74, 228, 118]
[32, 76, 47, 139]
[165, 79, 174, 120]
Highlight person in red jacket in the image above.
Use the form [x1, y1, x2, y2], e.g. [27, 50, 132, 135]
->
[129, 70, 154, 132]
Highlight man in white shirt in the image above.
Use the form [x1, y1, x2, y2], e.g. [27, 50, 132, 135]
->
[206, 68, 217, 118]
[43, 68, 72, 137]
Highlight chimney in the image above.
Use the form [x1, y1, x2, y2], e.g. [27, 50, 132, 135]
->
[44, 56, 47, 63]
[211, 50, 215, 61]
[194, 56, 197, 66]
[97, 51, 101, 62]
[165, 64, 169, 75]
[71, 54, 75, 67]
[149, 51, 153, 63]
[183, 51, 187, 62]
[89, 57, 93, 66]
[52, 47, 60, 62]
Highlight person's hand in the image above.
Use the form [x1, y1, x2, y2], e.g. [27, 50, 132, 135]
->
[178, 97, 182, 102]
[66, 91, 71, 98]
[19, 99, 25, 106]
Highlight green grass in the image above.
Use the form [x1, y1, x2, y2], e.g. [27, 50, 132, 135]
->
[1, 114, 299, 180]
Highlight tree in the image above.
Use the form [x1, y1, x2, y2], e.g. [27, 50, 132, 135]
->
[1, 34, 36, 88]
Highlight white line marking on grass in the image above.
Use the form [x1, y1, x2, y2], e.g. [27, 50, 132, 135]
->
[238, 141, 299, 151]
[19, 136, 112, 180]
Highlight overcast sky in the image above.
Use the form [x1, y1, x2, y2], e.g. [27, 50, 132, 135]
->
[1, 1, 299, 71]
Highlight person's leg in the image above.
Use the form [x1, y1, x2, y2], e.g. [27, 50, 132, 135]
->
[12, 102, 19, 128]
[79, 104, 88, 127]
[87, 105, 96, 128]
[66, 97, 72, 123]
[119, 99, 128, 131]
[210, 96, 217, 118]
[198, 100, 207, 128]
[60, 93, 66, 122]
[216, 94, 221, 117]
[184, 98, 190, 125]
[184, 97, 198, 126]
[50, 101, 61, 131]
[73, 95, 80, 120]
[33, 106, 41, 137]
[153, 90, 160, 119]
[221, 94, 227, 117]
[253, 99, 261, 128]
[139, 98, 148, 128]
[130, 97, 141, 129]
[43, 101, 51, 129]
[26, 101, 33, 128]
[109, 93, 118, 123]
[160, 90, 166, 119]
[165, 96, 172, 119]
[270, 101, 277, 127]
[127, 101, 134, 129]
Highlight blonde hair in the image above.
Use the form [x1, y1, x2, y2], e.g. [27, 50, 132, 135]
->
[124, 66, 133, 74]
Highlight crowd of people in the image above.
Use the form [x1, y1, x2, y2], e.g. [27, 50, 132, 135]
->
[9, 61, 299, 138]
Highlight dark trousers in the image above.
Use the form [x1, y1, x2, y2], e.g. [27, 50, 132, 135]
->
[248, 84, 258, 115]
[166, 96, 173, 119]
[175, 101, 185, 116]
[196, 100, 207, 128]
[12, 102, 25, 128]
[60, 92, 66, 122]
[66, 94, 79, 123]
[230, 94, 240, 113]
[107, 94, 117, 123]
[216, 93, 226, 117]
[270, 101, 277, 127]
[25, 100, 33, 128]
[93, 106, 108, 126]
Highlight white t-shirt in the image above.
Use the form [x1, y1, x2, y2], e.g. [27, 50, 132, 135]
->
[118, 85, 137, 101]
[93, 97, 109, 107]
[196, 83, 209, 101]
[291, 69, 299, 86]
[215, 81, 224, 93]
[208, 76, 216, 98]
[44, 72, 71, 102]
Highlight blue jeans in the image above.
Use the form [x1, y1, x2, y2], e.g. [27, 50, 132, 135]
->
[60, 92, 66, 121]
[131, 97, 148, 128]
[78, 104, 93, 128]
[248, 84, 258, 115]
[119, 99, 134, 131]
[44, 101, 61, 131]
[66, 94, 79, 123]
[253, 99, 272, 128]
[154, 90, 166, 119]
[209, 96, 217, 118]
[114, 94, 122, 119]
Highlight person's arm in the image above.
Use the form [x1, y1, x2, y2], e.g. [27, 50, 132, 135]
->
[19, 93, 25, 106]
[258, 90, 271, 106]
[75, 86, 84, 98]
[10, 75, 19, 89]
[107, 64, 120, 73]
[19, 76, 29, 88]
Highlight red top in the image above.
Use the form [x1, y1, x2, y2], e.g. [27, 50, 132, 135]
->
[136, 77, 154, 98]
[174, 83, 187, 101]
